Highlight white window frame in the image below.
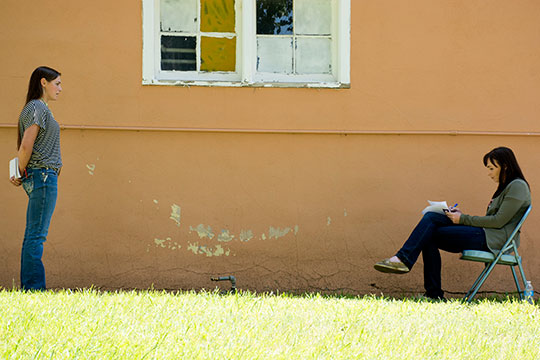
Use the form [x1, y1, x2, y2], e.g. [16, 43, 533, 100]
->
[142, 0, 350, 88]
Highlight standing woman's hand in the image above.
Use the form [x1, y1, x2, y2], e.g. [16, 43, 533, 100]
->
[446, 208, 462, 224]
[10, 176, 22, 186]
[12, 123, 39, 187]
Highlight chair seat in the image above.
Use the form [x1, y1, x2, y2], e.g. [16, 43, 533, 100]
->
[459, 205, 531, 302]
[460, 250, 518, 266]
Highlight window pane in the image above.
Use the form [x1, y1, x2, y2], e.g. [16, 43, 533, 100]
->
[201, 0, 235, 33]
[256, 0, 293, 35]
[161, 0, 197, 33]
[296, 37, 332, 74]
[295, 0, 332, 35]
[161, 36, 197, 71]
[201, 36, 236, 72]
[257, 37, 293, 73]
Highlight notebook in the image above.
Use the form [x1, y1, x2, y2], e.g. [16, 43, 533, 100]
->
[9, 157, 21, 179]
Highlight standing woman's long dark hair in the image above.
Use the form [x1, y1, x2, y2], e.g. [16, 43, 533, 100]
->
[17, 66, 61, 149]
[483, 147, 529, 198]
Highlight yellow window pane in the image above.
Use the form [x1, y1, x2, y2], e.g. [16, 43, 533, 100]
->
[201, 0, 235, 33]
[201, 37, 236, 72]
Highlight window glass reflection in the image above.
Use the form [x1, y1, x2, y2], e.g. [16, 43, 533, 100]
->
[161, 36, 197, 71]
[256, 0, 293, 35]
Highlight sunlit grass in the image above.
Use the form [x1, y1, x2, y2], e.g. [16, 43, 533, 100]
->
[0, 289, 538, 359]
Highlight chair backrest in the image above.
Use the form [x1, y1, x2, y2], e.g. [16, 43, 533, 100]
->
[501, 205, 532, 254]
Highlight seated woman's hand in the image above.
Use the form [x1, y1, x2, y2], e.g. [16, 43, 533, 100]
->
[446, 210, 461, 224]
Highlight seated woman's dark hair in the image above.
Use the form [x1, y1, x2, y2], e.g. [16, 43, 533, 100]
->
[483, 147, 528, 198]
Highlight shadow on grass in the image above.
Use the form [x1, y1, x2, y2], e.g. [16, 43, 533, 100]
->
[1, 285, 535, 305]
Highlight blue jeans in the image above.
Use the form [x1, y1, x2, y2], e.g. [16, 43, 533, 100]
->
[396, 212, 488, 298]
[21, 168, 58, 290]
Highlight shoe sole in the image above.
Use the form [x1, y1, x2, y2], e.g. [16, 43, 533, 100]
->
[374, 263, 409, 274]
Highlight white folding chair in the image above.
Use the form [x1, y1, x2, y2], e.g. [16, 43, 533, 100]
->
[460, 205, 532, 302]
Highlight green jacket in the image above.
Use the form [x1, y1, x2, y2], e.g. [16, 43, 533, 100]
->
[459, 179, 531, 253]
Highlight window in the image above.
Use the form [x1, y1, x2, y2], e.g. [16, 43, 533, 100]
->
[143, 0, 350, 87]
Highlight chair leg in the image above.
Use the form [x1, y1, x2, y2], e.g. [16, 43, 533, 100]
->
[516, 257, 528, 300]
[511, 266, 523, 300]
[466, 261, 498, 303]
[465, 263, 490, 301]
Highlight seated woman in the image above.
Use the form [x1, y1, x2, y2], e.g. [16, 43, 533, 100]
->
[374, 147, 531, 300]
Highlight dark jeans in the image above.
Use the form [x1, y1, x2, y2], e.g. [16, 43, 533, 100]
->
[21, 168, 58, 290]
[396, 212, 488, 298]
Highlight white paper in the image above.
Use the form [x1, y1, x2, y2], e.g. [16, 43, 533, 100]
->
[9, 157, 21, 179]
[422, 200, 449, 215]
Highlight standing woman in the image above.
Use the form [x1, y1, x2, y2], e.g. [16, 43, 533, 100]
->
[9, 66, 63, 291]
[374, 147, 531, 300]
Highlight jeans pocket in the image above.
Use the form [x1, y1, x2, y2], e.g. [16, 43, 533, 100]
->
[22, 176, 34, 195]
[40, 171, 50, 183]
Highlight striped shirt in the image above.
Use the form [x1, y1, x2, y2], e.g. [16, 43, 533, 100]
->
[19, 99, 62, 170]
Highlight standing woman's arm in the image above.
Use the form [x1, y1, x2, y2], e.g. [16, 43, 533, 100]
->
[18, 124, 40, 171]
[9, 124, 40, 186]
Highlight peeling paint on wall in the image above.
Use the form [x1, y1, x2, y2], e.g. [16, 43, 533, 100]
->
[153, 200, 159, 204]
[344, 208, 348, 217]
[327, 217, 331, 226]
[184, 224, 297, 243]
[153, 237, 181, 250]
[239, 229, 254, 242]
[86, 164, 96, 175]
[269, 226, 290, 240]
[169, 204, 181, 227]
[154, 238, 166, 247]
[189, 224, 215, 239]
[187, 242, 231, 257]
[217, 229, 235, 242]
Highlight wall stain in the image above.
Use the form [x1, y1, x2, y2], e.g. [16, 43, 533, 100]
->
[169, 204, 181, 227]
[327, 217, 332, 226]
[344, 208, 348, 217]
[154, 237, 181, 250]
[239, 229, 254, 242]
[294, 225, 299, 235]
[269, 226, 291, 240]
[86, 164, 96, 175]
[189, 224, 215, 239]
[187, 242, 231, 257]
[217, 229, 235, 242]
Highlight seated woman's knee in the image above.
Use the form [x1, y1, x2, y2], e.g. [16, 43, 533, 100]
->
[423, 211, 446, 222]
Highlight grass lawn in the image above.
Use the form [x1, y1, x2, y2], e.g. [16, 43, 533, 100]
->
[0, 289, 539, 359]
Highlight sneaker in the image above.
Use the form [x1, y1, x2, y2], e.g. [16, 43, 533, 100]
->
[374, 258, 410, 274]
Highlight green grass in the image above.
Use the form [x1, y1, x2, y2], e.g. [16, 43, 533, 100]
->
[1, 289, 539, 359]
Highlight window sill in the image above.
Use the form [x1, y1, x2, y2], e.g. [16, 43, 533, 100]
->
[142, 79, 350, 89]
